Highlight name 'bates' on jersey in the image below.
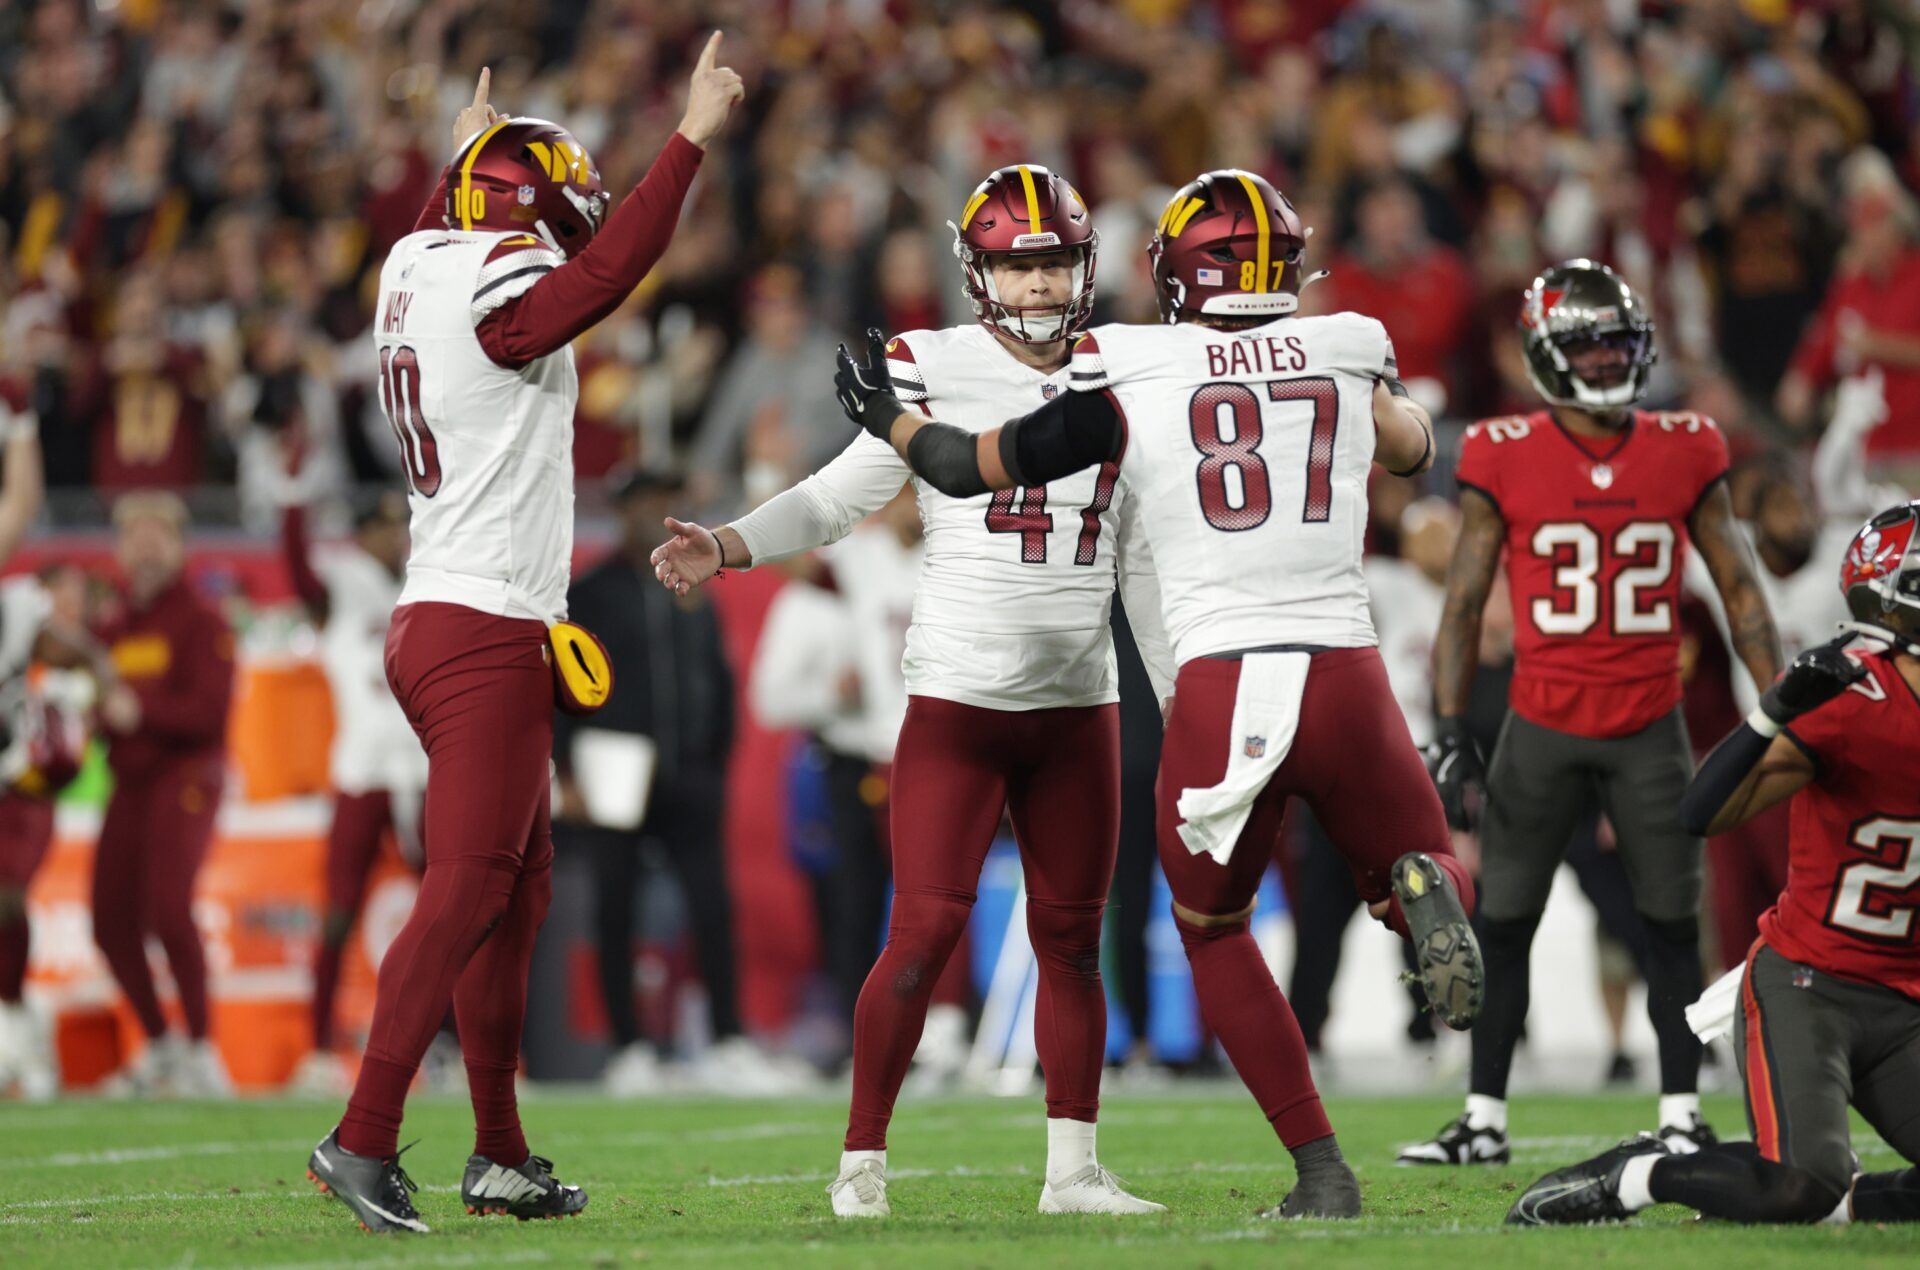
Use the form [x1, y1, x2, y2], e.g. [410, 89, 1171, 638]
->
[882, 324, 1144, 709]
[374, 229, 578, 625]
[1454, 408, 1730, 738]
[1068, 312, 1394, 663]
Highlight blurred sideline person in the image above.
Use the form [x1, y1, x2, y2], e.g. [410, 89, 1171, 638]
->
[92, 491, 236, 1096]
[749, 487, 978, 1077]
[835, 168, 1483, 1220]
[1511, 502, 1920, 1227]
[278, 485, 425, 1096]
[1409, 261, 1782, 1164]
[553, 469, 782, 1096]
[306, 47, 741, 1234]
[655, 166, 1172, 1217]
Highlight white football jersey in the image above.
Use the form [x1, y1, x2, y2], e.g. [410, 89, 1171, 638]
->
[1071, 313, 1394, 664]
[314, 547, 428, 795]
[731, 322, 1171, 711]
[0, 577, 50, 686]
[375, 229, 577, 624]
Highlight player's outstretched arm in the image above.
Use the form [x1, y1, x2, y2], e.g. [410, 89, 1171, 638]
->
[832, 329, 1120, 498]
[1691, 480, 1784, 692]
[1372, 379, 1434, 477]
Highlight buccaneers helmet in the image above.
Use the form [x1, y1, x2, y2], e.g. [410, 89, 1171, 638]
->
[445, 118, 610, 257]
[1519, 260, 1657, 412]
[1148, 170, 1311, 325]
[950, 165, 1097, 343]
[1841, 500, 1920, 645]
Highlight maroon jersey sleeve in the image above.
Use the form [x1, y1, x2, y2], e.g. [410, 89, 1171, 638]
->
[476, 133, 704, 370]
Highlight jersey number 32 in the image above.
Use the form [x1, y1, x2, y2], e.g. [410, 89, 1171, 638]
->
[378, 345, 443, 498]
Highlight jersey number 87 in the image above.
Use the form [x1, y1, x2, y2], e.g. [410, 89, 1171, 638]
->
[1188, 377, 1340, 531]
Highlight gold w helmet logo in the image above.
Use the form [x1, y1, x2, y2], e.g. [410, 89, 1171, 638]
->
[525, 139, 591, 184]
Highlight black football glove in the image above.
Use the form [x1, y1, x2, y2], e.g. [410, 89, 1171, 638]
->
[834, 327, 905, 439]
[1425, 716, 1485, 832]
[1758, 633, 1868, 726]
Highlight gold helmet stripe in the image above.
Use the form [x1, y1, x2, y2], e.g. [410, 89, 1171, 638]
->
[960, 189, 990, 230]
[457, 119, 513, 231]
[1017, 165, 1042, 237]
[1234, 171, 1270, 292]
[1167, 196, 1206, 237]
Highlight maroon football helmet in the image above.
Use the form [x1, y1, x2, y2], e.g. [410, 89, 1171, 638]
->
[1148, 170, 1312, 325]
[445, 118, 610, 257]
[1841, 500, 1920, 643]
[949, 165, 1097, 344]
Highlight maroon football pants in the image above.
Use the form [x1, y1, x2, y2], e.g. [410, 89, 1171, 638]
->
[845, 696, 1119, 1151]
[91, 759, 223, 1040]
[1156, 648, 1470, 1148]
[0, 793, 57, 1004]
[338, 603, 552, 1163]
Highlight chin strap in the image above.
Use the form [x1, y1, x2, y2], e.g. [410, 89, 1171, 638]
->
[1838, 620, 1920, 658]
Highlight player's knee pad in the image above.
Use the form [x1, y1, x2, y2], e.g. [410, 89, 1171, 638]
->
[1026, 900, 1103, 982]
[882, 893, 973, 999]
[1753, 1159, 1845, 1223]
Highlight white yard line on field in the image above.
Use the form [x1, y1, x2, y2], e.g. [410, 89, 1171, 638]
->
[0, 1138, 317, 1169]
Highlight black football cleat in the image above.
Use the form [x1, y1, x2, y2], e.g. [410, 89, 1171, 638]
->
[1393, 852, 1484, 1030]
[1396, 1113, 1510, 1165]
[1260, 1160, 1363, 1220]
[306, 1128, 429, 1233]
[1506, 1135, 1667, 1226]
[462, 1152, 588, 1220]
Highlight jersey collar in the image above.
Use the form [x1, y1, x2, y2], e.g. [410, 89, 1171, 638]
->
[1546, 410, 1637, 465]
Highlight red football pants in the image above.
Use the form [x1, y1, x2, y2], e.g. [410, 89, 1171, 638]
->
[311, 789, 399, 1051]
[845, 696, 1119, 1150]
[0, 793, 57, 1004]
[338, 603, 553, 1163]
[91, 758, 222, 1040]
[1156, 648, 1468, 1148]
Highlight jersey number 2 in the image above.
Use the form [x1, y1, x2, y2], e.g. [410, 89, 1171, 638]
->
[1189, 377, 1339, 531]
[1827, 817, 1920, 943]
[379, 345, 442, 498]
[985, 460, 1120, 566]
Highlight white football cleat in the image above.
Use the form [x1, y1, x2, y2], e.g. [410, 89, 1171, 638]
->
[286, 1050, 351, 1098]
[694, 1036, 809, 1096]
[603, 1042, 671, 1097]
[1038, 1165, 1167, 1214]
[827, 1159, 890, 1218]
[175, 1039, 235, 1098]
[98, 1033, 187, 1097]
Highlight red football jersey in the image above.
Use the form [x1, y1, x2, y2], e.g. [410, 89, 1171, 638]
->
[1454, 409, 1729, 738]
[1765, 652, 1920, 1000]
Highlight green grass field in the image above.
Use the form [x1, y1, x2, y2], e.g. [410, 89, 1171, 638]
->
[3, 1089, 1916, 1268]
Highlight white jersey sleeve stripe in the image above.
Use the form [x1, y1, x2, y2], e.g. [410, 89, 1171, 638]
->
[470, 242, 565, 323]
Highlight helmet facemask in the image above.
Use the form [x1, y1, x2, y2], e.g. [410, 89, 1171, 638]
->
[1520, 260, 1657, 416]
[953, 228, 1098, 345]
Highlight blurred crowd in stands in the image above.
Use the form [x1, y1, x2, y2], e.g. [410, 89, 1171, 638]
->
[3, 0, 1920, 1088]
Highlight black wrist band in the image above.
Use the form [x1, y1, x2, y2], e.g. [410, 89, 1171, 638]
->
[706, 525, 728, 578]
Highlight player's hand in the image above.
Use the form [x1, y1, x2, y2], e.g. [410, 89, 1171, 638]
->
[651, 516, 722, 596]
[1425, 717, 1486, 832]
[1759, 633, 1868, 725]
[677, 32, 745, 149]
[834, 328, 905, 439]
[453, 67, 500, 154]
[99, 683, 141, 735]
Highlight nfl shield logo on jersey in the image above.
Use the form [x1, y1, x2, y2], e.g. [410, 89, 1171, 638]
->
[1590, 463, 1614, 489]
[1043, 383, 1058, 399]
[1792, 965, 1814, 990]
[1243, 735, 1266, 759]
[518, 184, 537, 206]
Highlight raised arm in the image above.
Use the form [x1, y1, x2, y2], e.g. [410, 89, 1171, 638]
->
[280, 503, 331, 625]
[832, 329, 1122, 497]
[1690, 479, 1783, 693]
[0, 406, 44, 565]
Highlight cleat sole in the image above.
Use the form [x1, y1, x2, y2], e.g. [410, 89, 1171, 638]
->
[1394, 853, 1484, 1030]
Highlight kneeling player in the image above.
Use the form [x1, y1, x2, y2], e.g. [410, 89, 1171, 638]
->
[1511, 502, 1920, 1226]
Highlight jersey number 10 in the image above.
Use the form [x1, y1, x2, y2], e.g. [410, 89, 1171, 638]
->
[378, 345, 443, 498]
